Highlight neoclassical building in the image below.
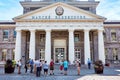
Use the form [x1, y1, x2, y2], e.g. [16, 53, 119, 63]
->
[0, 0, 120, 64]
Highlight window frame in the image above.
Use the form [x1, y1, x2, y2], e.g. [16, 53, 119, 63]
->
[3, 30, 9, 41]
[74, 34, 80, 42]
[1, 49, 7, 61]
[40, 34, 45, 42]
[13, 30, 16, 39]
[111, 32, 116, 41]
[112, 48, 118, 60]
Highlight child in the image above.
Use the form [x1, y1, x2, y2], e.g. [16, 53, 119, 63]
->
[59, 60, 63, 74]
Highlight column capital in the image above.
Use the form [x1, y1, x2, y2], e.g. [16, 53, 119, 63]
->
[45, 29, 51, 32]
[29, 29, 36, 32]
[98, 29, 104, 32]
[84, 29, 90, 32]
[68, 29, 74, 32]
[16, 29, 22, 32]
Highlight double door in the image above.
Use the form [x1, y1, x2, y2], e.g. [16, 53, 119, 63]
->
[55, 48, 65, 63]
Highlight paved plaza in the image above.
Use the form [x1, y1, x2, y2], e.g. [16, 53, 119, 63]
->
[0, 64, 120, 80]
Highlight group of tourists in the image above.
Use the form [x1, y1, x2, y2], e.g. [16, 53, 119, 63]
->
[16, 58, 91, 77]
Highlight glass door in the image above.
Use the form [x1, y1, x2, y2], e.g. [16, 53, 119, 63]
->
[39, 49, 45, 60]
[75, 49, 81, 61]
[55, 48, 65, 63]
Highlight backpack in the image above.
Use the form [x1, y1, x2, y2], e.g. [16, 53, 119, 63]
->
[50, 61, 54, 66]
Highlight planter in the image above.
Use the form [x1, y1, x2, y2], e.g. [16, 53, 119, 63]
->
[94, 60, 104, 74]
[4, 59, 15, 73]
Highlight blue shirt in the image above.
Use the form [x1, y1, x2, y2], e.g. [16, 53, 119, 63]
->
[29, 60, 34, 65]
[63, 61, 68, 68]
[87, 60, 91, 64]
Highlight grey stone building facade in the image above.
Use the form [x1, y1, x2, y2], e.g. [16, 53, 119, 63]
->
[0, 0, 120, 64]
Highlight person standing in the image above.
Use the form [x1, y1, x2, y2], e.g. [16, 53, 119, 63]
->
[76, 60, 81, 75]
[50, 59, 54, 75]
[87, 58, 91, 69]
[24, 63, 28, 73]
[29, 59, 34, 73]
[59, 60, 63, 74]
[43, 61, 49, 76]
[18, 59, 22, 74]
[63, 59, 68, 75]
[34, 59, 41, 77]
[40, 60, 42, 75]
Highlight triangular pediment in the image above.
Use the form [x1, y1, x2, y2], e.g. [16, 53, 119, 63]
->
[14, 2, 105, 21]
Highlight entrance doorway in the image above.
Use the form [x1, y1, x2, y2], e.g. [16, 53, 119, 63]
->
[39, 49, 45, 60]
[55, 48, 65, 63]
[75, 49, 81, 62]
[54, 39, 66, 63]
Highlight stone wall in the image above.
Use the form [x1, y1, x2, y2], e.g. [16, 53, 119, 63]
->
[0, 26, 15, 61]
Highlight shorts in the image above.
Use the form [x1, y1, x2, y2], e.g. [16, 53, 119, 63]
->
[44, 69, 48, 72]
[50, 66, 54, 70]
[64, 67, 68, 71]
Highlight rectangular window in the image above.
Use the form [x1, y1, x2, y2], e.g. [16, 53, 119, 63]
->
[74, 34, 80, 42]
[112, 48, 118, 60]
[103, 32, 106, 42]
[40, 34, 45, 42]
[111, 32, 116, 41]
[105, 48, 108, 59]
[13, 30, 16, 39]
[2, 49, 7, 61]
[3, 30, 9, 41]
[111, 29, 117, 41]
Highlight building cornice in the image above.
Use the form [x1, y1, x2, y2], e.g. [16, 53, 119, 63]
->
[15, 19, 104, 22]
[104, 24, 120, 28]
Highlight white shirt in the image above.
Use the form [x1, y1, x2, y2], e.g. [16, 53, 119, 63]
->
[34, 60, 40, 67]
[18, 61, 22, 66]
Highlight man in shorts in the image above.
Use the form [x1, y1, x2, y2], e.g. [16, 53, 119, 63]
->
[63, 59, 68, 75]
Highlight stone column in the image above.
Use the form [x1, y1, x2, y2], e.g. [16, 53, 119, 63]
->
[84, 29, 91, 64]
[98, 29, 105, 64]
[69, 29, 75, 64]
[45, 29, 51, 64]
[15, 30, 22, 62]
[29, 29, 36, 60]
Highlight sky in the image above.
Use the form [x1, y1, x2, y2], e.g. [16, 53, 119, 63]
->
[0, 0, 120, 20]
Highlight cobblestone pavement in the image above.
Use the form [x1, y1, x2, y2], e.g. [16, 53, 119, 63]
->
[0, 64, 120, 80]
